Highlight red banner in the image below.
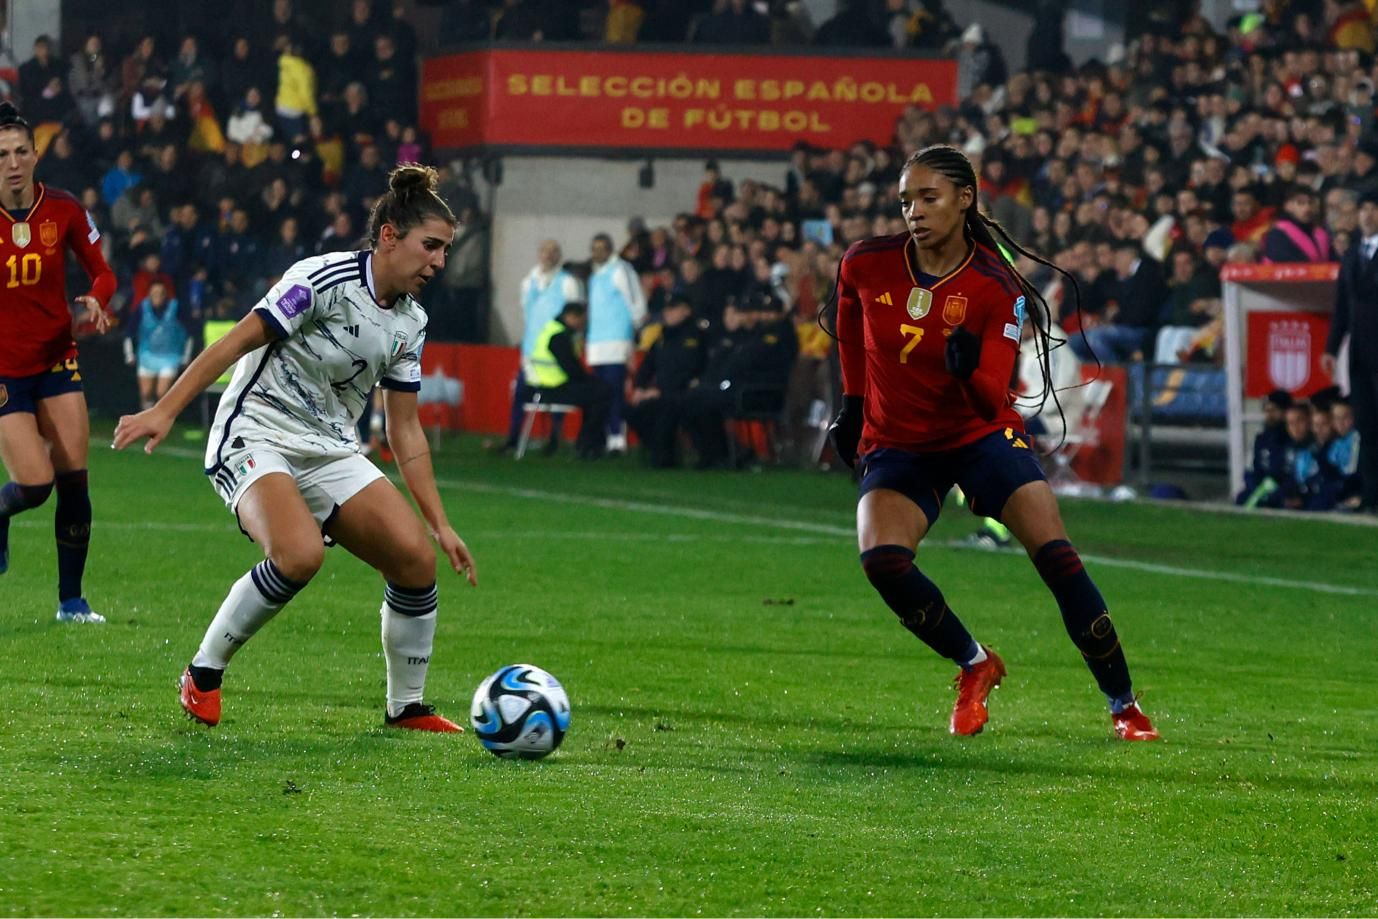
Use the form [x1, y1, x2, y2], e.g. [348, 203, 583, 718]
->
[1244, 311, 1332, 397]
[420, 48, 957, 153]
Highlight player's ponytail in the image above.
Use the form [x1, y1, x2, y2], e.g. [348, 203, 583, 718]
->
[0, 101, 34, 141]
[366, 162, 458, 248]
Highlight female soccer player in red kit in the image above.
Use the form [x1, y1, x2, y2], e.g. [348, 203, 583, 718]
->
[827, 145, 1158, 740]
[0, 102, 116, 622]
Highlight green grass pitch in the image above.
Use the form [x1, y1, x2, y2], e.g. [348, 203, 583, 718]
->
[1, 431, 1375, 916]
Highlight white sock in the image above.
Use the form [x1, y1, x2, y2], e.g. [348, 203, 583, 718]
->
[964, 644, 989, 667]
[191, 560, 304, 670]
[381, 603, 437, 717]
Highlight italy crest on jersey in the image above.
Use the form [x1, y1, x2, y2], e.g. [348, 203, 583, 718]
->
[11, 222, 30, 248]
[906, 287, 932, 320]
[391, 331, 407, 358]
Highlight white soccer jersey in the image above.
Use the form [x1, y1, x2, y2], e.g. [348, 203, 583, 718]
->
[205, 252, 426, 474]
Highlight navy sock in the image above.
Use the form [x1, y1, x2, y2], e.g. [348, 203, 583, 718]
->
[1033, 539, 1132, 701]
[860, 545, 978, 664]
[385, 581, 439, 616]
[54, 471, 92, 603]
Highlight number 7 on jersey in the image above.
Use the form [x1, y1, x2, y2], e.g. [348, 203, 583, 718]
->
[898, 324, 925, 363]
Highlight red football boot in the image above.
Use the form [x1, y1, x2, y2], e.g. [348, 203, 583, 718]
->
[950, 646, 1006, 736]
[385, 703, 464, 733]
[1112, 701, 1161, 741]
[179, 668, 221, 727]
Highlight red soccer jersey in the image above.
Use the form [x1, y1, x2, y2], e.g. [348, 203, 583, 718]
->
[836, 233, 1027, 453]
[0, 183, 117, 376]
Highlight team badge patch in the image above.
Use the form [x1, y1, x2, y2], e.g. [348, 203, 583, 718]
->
[40, 220, 59, 247]
[906, 287, 932, 320]
[0, 383, 7, 408]
[942, 294, 968, 325]
[11, 222, 29, 248]
[235, 455, 257, 477]
[391, 332, 407, 358]
[275, 284, 312, 319]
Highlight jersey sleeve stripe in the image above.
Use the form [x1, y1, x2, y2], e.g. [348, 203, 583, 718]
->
[316, 270, 363, 294]
[380, 377, 421, 392]
[253, 306, 290, 340]
[308, 256, 362, 282]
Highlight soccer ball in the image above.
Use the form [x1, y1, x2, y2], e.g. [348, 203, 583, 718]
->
[470, 664, 571, 759]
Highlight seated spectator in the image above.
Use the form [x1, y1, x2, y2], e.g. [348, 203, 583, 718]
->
[626, 296, 707, 468]
[1069, 239, 1166, 363]
[227, 87, 275, 150]
[1322, 398, 1364, 510]
[525, 301, 613, 460]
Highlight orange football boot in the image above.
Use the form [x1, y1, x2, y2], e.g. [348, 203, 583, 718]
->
[950, 646, 1006, 736]
[1112, 701, 1161, 741]
[179, 668, 221, 727]
[385, 703, 464, 733]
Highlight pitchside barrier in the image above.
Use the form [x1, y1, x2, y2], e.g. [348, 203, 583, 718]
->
[1221, 262, 1342, 496]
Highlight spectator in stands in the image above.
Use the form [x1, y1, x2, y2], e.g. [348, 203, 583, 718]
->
[1324, 189, 1378, 513]
[168, 35, 218, 105]
[954, 23, 1007, 98]
[587, 231, 648, 454]
[274, 36, 317, 143]
[18, 35, 72, 126]
[1070, 239, 1166, 363]
[227, 87, 275, 150]
[1323, 398, 1364, 510]
[814, 0, 891, 47]
[367, 34, 417, 126]
[221, 37, 264, 117]
[69, 34, 115, 126]
[691, 0, 772, 44]
[1262, 185, 1333, 263]
[1230, 185, 1275, 247]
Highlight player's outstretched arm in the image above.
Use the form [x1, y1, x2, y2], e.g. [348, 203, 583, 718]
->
[382, 388, 478, 586]
[112, 312, 276, 453]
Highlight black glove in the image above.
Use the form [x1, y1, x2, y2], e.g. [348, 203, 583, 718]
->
[827, 395, 864, 469]
[944, 326, 981, 381]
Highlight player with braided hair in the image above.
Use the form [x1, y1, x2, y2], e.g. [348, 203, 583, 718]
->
[824, 144, 1158, 741]
[114, 164, 478, 733]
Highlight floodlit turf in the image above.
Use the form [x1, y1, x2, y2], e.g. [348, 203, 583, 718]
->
[2, 430, 1375, 916]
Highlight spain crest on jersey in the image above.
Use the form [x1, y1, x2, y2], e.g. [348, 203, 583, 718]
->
[906, 287, 932, 320]
[942, 294, 968, 325]
[11, 222, 30, 248]
[40, 220, 59, 247]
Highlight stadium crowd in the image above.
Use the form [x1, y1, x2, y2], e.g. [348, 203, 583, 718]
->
[8, 0, 1377, 507]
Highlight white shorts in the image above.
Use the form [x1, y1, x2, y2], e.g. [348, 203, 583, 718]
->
[209, 446, 385, 534]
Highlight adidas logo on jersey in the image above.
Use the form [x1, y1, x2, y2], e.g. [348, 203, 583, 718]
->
[343, 324, 360, 337]
[876, 291, 893, 305]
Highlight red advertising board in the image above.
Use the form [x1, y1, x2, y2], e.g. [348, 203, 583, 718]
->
[420, 48, 957, 153]
[1244, 311, 1332, 397]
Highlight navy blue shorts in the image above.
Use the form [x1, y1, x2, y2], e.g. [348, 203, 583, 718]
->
[0, 358, 85, 417]
[858, 427, 1047, 525]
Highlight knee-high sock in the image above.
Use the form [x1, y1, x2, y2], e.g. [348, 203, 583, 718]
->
[381, 582, 439, 717]
[1033, 539, 1133, 705]
[54, 471, 92, 602]
[860, 545, 980, 665]
[191, 560, 307, 672]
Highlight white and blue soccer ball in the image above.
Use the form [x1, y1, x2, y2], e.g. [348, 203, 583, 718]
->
[470, 664, 570, 760]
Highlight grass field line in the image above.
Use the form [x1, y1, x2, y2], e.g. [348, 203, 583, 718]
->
[438, 477, 1378, 598]
[96, 446, 1378, 598]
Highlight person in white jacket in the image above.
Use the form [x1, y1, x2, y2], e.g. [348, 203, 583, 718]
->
[586, 232, 646, 453]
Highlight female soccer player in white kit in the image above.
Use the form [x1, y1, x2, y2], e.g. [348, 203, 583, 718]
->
[113, 165, 477, 732]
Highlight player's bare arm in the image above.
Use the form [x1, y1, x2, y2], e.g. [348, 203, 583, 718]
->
[112, 312, 276, 453]
[382, 386, 477, 586]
